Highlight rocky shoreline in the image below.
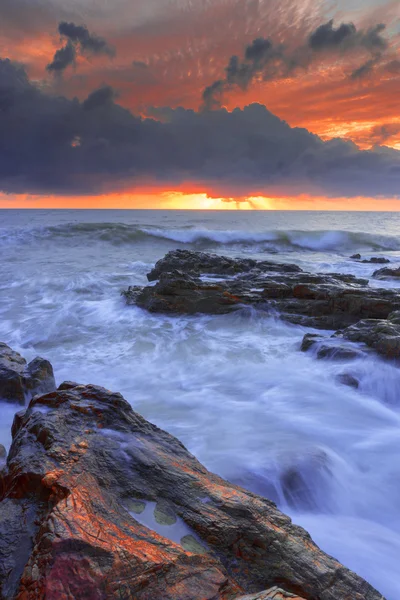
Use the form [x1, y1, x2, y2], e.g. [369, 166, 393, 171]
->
[0, 345, 385, 599]
[0, 249, 395, 599]
[123, 249, 400, 362]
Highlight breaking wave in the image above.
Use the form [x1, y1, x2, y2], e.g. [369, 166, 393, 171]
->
[1, 222, 400, 253]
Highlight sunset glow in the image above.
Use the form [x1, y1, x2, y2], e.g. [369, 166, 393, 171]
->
[2, 192, 400, 211]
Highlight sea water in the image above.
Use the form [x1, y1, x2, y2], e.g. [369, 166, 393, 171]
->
[1, 209, 400, 597]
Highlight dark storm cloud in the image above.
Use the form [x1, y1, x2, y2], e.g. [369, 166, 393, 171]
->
[244, 38, 274, 65]
[362, 24, 388, 52]
[308, 20, 387, 53]
[58, 22, 115, 56]
[83, 85, 116, 110]
[309, 21, 357, 50]
[351, 58, 377, 79]
[47, 40, 76, 72]
[202, 19, 390, 109]
[309, 21, 388, 81]
[2, 59, 400, 199]
[202, 80, 225, 110]
[202, 37, 289, 109]
[47, 21, 115, 74]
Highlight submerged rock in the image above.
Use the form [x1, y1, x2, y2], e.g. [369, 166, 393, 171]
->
[279, 449, 332, 511]
[125, 250, 400, 331]
[301, 333, 366, 361]
[0, 383, 384, 600]
[336, 373, 360, 389]
[0, 343, 56, 405]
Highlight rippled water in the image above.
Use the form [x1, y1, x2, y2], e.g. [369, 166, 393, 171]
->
[1, 209, 400, 598]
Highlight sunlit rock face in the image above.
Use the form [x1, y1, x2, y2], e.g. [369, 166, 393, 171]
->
[0, 381, 384, 600]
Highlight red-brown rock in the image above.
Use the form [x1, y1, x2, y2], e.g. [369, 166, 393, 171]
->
[0, 384, 385, 600]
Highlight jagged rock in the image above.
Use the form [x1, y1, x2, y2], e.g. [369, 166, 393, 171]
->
[373, 266, 400, 279]
[125, 251, 400, 330]
[0, 343, 56, 405]
[301, 334, 322, 352]
[147, 249, 302, 282]
[338, 313, 400, 359]
[350, 254, 361, 260]
[0, 384, 384, 600]
[361, 257, 390, 264]
[125, 270, 253, 315]
[0, 444, 6, 460]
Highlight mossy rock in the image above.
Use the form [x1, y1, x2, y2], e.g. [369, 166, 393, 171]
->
[125, 499, 146, 514]
[181, 534, 207, 554]
[154, 502, 177, 525]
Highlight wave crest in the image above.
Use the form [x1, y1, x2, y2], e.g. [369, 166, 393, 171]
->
[1, 222, 399, 253]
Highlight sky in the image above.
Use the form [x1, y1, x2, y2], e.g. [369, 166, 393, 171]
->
[0, 0, 399, 209]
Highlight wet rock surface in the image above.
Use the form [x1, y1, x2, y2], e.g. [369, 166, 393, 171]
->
[373, 267, 400, 280]
[336, 373, 360, 389]
[363, 258, 390, 264]
[124, 250, 400, 332]
[0, 383, 384, 600]
[337, 312, 400, 359]
[0, 343, 56, 405]
[350, 255, 390, 264]
[147, 250, 302, 282]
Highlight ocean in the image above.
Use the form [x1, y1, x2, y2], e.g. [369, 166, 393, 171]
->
[1, 209, 400, 598]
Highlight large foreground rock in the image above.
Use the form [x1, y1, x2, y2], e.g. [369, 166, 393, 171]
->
[123, 250, 400, 330]
[0, 384, 384, 600]
[0, 343, 56, 405]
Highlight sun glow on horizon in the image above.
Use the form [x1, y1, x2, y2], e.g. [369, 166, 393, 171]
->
[0, 191, 400, 211]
